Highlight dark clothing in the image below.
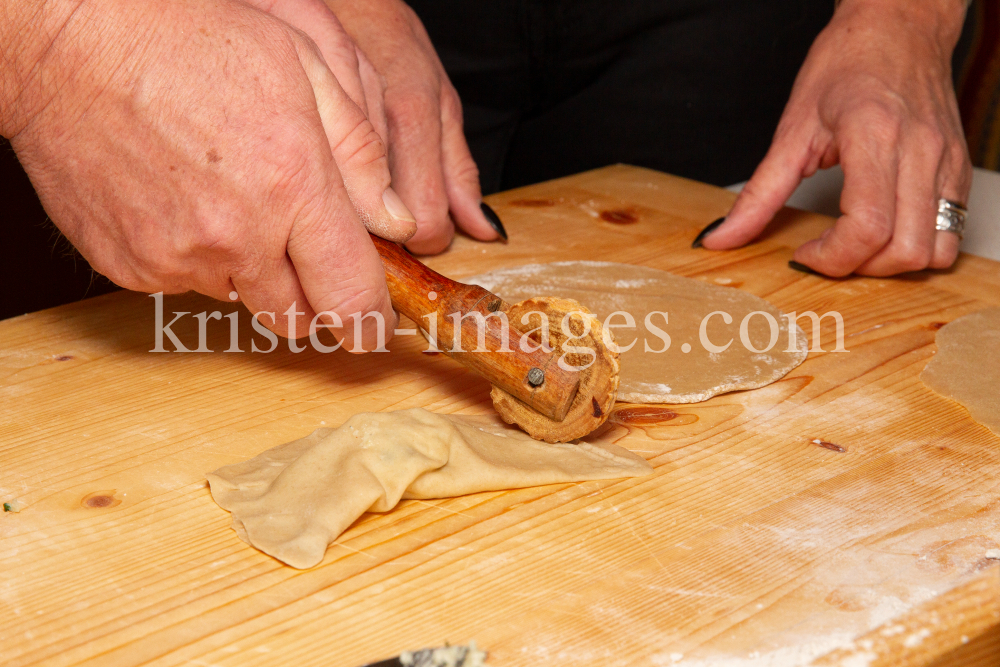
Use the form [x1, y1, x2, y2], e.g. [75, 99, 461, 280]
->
[408, 0, 833, 193]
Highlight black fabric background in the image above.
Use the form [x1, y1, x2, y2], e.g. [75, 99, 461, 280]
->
[1, 139, 119, 320]
[409, 0, 832, 193]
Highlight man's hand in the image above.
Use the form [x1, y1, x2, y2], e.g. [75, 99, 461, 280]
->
[2, 0, 418, 349]
[317, 0, 502, 254]
[701, 0, 972, 277]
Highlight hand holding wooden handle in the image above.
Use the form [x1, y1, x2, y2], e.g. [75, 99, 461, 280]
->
[369, 233, 582, 422]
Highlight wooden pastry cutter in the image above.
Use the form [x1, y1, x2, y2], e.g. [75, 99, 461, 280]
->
[370, 234, 620, 443]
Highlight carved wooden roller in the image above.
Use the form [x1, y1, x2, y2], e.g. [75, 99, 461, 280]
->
[370, 234, 620, 443]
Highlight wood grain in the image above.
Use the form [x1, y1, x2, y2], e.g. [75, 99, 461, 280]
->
[2, 165, 999, 667]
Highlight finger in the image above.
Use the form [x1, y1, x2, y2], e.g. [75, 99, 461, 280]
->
[701, 120, 819, 250]
[233, 255, 317, 339]
[439, 80, 498, 241]
[930, 141, 973, 269]
[930, 225, 961, 269]
[793, 123, 897, 276]
[247, 0, 370, 115]
[384, 84, 455, 255]
[854, 130, 939, 276]
[294, 36, 417, 243]
[286, 169, 398, 353]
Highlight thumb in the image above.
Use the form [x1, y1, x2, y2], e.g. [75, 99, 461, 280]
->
[701, 124, 816, 250]
[293, 36, 417, 243]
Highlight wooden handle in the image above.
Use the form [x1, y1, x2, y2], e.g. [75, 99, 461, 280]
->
[370, 234, 581, 422]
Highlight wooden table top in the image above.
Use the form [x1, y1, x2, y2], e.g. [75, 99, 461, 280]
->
[2, 165, 998, 667]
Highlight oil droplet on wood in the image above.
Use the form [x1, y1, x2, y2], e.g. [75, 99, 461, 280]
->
[599, 209, 638, 224]
[811, 438, 846, 453]
[54, 355, 74, 361]
[611, 406, 679, 425]
[510, 198, 556, 207]
[82, 491, 121, 509]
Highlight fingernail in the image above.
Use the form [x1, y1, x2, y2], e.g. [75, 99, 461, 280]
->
[480, 202, 508, 241]
[382, 187, 416, 222]
[692, 217, 725, 248]
[788, 260, 821, 276]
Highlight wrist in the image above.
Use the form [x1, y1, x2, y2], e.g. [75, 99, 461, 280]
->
[0, 0, 88, 138]
[834, 0, 969, 54]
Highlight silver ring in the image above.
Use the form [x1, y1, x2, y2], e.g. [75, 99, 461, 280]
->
[936, 198, 967, 240]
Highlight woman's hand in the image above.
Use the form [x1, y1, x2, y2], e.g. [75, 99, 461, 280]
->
[702, 0, 972, 277]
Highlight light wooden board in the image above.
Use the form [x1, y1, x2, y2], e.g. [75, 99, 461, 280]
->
[1, 165, 999, 666]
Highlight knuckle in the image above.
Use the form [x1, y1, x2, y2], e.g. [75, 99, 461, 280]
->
[386, 88, 438, 133]
[189, 213, 244, 257]
[334, 118, 389, 174]
[325, 280, 390, 323]
[130, 253, 180, 289]
[449, 156, 480, 187]
[852, 99, 903, 140]
[286, 25, 324, 62]
[258, 19, 310, 69]
[125, 233, 177, 280]
[912, 122, 946, 156]
[848, 213, 893, 250]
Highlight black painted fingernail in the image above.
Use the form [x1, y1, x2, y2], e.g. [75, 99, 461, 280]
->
[480, 202, 508, 241]
[788, 260, 821, 276]
[692, 217, 725, 248]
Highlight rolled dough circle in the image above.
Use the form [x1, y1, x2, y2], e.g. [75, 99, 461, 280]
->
[468, 261, 808, 404]
[921, 307, 1000, 437]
